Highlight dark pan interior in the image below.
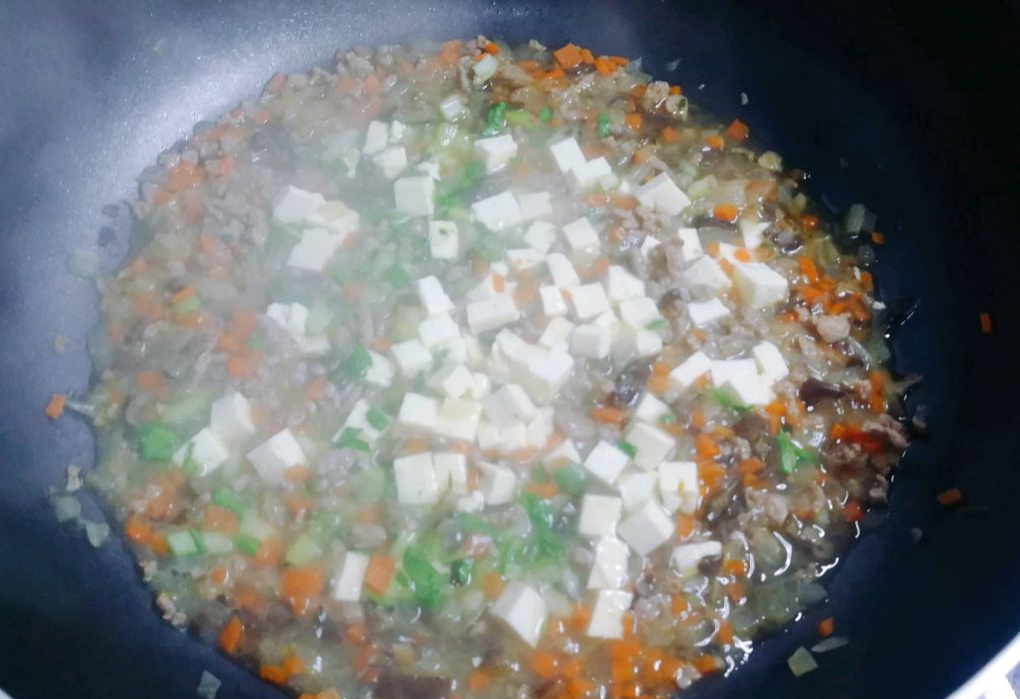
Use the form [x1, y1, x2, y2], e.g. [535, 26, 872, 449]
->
[1, 1, 1018, 698]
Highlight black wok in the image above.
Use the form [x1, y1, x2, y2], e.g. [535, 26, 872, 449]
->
[1, 1, 1018, 697]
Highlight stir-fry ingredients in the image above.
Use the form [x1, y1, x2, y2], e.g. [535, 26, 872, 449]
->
[83, 37, 909, 698]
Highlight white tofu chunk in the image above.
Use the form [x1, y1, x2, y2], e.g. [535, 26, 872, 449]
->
[546, 438, 582, 466]
[666, 351, 712, 397]
[587, 590, 633, 639]
[391, 339, 432, 377]
[570, 157, 612, 188]
[546, 253, 581, 288]
[527, 350, 575, 404]
[561, 218, 601, 260]
[539, 285, 569, 318]
[338, 400, 386, 445]
[606, 266, 646, 303]
[640, 235, 661, 258]
[439, 93, 468, 121]
[306, 200, 360, 237]
[688, 298, 731, 327]
[538, 316, 575, 351]
[417, 160, 441, 180]
[710, 359, 758, 387]
[474, 134, 518, 173]
[429, 362, 475, 398]
[739, 218, 769, 249]
[524, 220, 557, 252]
[418, 313, 461, 348]
[472, 191, 521, 232]
[518, 192, 553, 221]
[657, 461, 700, 514]
[416, 275, 455, 316]
[429, 220, 459, 260]
[570, 283, 611, 320]
[676, 228, 704, 264]
[433, 398, 483, 441]
[246, 429, 306, 484]
[483, 383, 537, 427]
[466, 273, 515, 303]
[365, 350, 396, 388]
[478, 461, 517, 505]
[578, 494, 623, 537]
[466, 296, 520, 334]
[720, 374, 774, 407]
[633, 393, 671, 425]
[583, 441, 631, 485]
[266, 302, 309, 343]
[172, 427, 229, 476]
[499, 422, 530, 452]
[549, 137, 586, 174]
[397, 393, 440, 431]
[490, 582, 548, 648]
[617, 470, 658, 512]
[272, 185, 325, 224]
[394, 452, 440, 505]
[526, 408, 555, 448]
[683, 255, 732, 296]
[394, 176, 435, 217]
[635, 173, 691, 215]
[456, 491, 485, 512]
[714, 242, 743, 266]
[617, 501, 675, 556]
[388, 120, 406, 144]
[363, 120, 389, 154]
[372, 146, 408, 179]
[476, 420, 501, 451]
[571, 323, 611, 359]
[472, 53, 500, 85]
[733, 263, 789, 308]
[623, 422, 675, 471]
[506, 248, 546, 273]
[753, 341, 789, 382]
[618, 297, 661, 328]
[470, 372, 492, 399]
[333, 551, 370, 602]
[433, 452, 469, 494]
[669, 541, 723, 575]
[210, 392, 256, 443]
[588, 537, 630, 590]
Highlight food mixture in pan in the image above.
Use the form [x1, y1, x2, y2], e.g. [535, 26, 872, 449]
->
[83, 37, 910, 698]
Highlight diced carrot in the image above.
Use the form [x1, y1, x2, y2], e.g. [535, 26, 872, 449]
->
[404, 437, 428, 454]
[203, 505, 239, 534]
[227, 351, 260, 378]
[482, 570, 506, 599]
[255, 537, 281, 567]
[553, 44, 585, 69]
[675, 513, 696, 540]
[594, 57, 616, 76]
[690, 408, 706, 429]
[280, 566, 325, 614]
[611, 194, 640, 210]
[149, 533, 168, 556]
[712, 204, 739, 222]
[543, 67, 565, 80]
[937, 487, 963, 507]
[590, 405, 628, 425]
[492, 273, 506, 294]
[219, 616, 244, 655]
[668, 85, 681, 95]
[252, 110, 272, 125]
[531, 651, 559, 680]
[720, 559, 747, 577]
[259, 664, 290, 685]
[517, 59, 541, 72]
[124, 515, 153, 544]
[695, 434, 720, 458]
[830, 423, 847, 440]
[284, 465, 312, 484]
[304, 375, 329, 402]
[800, 214, 820, 230]
[716, 620, 734, 645]
[692, 655, 721, 674]
[364, 554, 396, 595]
[980, 312, 993, 334]
[725, 119, 749, 142]
[209, 566, 229, 585]
[733, 247, 752, 263]
[859, 270, 874, 290]
[871, 231, 886, 245]
[818, 617, 835, 638]
[525, 481, 559, 499]
[438, 40, 463, 66]
[570, 603, 591, 632]
[362, 73, 381, 94]
[153, 189, 172, 205]
[136, 371, 165, 391]
[727, 581, 746, 604]
[345, 621, 367, 644]
[705, 134, 725, 150]
[660, 126, 679, 143]
[468, 669, 492, 691]
[647, 374, 668, 395]
[282, 654, 305, 675]
[624, 113, 643, 130]
[482, 41, 499, 55]
[44, 394, 66, 419]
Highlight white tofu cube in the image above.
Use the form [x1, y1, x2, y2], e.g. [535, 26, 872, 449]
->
[546, 253, 581, 288]
[549, 137, 586, 174]
[587, 590, 633, 640]
[433, 452, 469, 494]
[635, 173, 691, 215]
[618, 297, 661, 328]
[634, 393, 671, 425]
[363, 120, 389, 154]
[474, 134, 518, 173]
[429, 220, 459, 260]
[466, 296, 520, 334]
[613, 325, 662, 361]
[677, 228, 704, 264]
[570, 157, 612, 188]
[617, 471, 658, 512]
[471, 191, 521, 232]
[388, 120, 406, 144]
[688, 298, 731, 327]
[456, 491, 486, 512]
[527, 408, 555, 448]
[266, 302, 309, 343]
[571, 323, 611, 359]
[333, 551, 370, 602]
[472, 53, 500, 84]
[617, 501, 675, 556]
[439, 94, 468, 121]
[429, 362, 475, 398]
[394, 452, 440, 505]
[583, 441, 630, 485]
[416, 275, 455, 316]
[669, 541, 723, 575]
[483, 383, 537, 427]
[470, 372, 492, 399]
[306, 200, 360, 238]
[490, 582, 548, 648]
[272, 185, 325, 224]
[753, 341, 789, 383]
[684, 255, 732, 296]
[433, 398, 483, 441]
[372, 146, 408, 179]
[640, 235, 661, 258]
[538, 316, 575, 351]
[466, 273, 515, 303]
[398, 393, 440, 431]
[666, 351, 712, 397]
[506, 248, 546, 273]
[561, 218, 601, 260]
[657, 461, 700, 514]
[417, 160, 441, 180]
[391, 339, 432, 377]
[524, 220, 557, 252]
[518, 192, 553, 221]
[588, 537, 630, 590]
[606, 266, 646, 303]
[570, 283, 611, 320]
[286, 227, 343, 272]
[623, 422, 675, 471]
[365, 350, 396, 388]
[739, 218, 769, 249]
[720, 374, 774, 407]
[500, 422, 530, 452]
[527, 350, 574, 404]
[418, 313, 461, 348]
[710, 359, 758, 387]
[210, 392, 256, 443]
[540, 285, 569, 318]
[246, 429, 306, 484]
[733, 263, 789, 308]
[578, 494, 623, 538]
[394, 176, 435, 217]
[478, 461, 517, 505]
[172, 427, 229, 476]
[476, 420, 501, 451]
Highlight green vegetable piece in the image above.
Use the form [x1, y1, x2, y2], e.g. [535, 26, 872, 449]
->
[617, 440, 638, 459]
[167, 530, 199, 556]
[776, 431, 817, 474]
[704, 387, 750, 414]
[246, 332, 267, 352]
[335, 427, 371, 453]
[340, 345, 373, 379]
[457, 512, 497, 538]
[162, 391, 211, 425]
[658, 413, 677, 424]
[505, 109, 535, 128]
[483, 101, 508, 135]
[200, 531, 234, 555]
[401, 547, 447, 609]
[645, 319, 666, 330]
[450, 558, 474, 586]
[308, 510, 345, 542]
[597, 112, 612, 139]
[552, 464, 587, 497]
[366, 407, 390, 431]
[173, 295, 200, 317]
[213, 487, 247, 517]
[138, 421, 178, 461]
[285, 535, 324, 566]
[233, 533, 261, 556]
[522, 493, 557, 529]
[382, 264, 412, 289]
[537, 106, 553, 122]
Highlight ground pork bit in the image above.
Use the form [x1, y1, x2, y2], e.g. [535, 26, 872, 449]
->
[814, 313, 852, 343]
[862, 414, 910, 450]
[745, 489, 790, 526]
